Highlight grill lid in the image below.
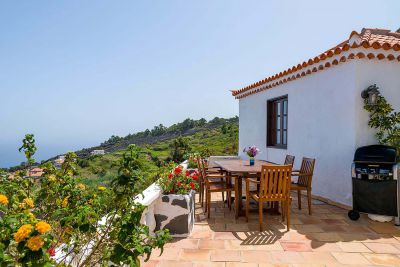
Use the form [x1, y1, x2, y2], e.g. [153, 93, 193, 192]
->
[354, 145, 397, 164]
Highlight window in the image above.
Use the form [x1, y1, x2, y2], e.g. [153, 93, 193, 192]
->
[267, 95, 288, 148]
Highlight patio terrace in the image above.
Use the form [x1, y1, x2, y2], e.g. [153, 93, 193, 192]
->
[142, 192, 400, 267]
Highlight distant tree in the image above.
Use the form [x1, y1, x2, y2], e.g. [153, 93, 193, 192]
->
[151, 124, 167, 136]
[169, 136, 192, 163]
[197, 118, 207, 126]
[221, 123, 228, 134]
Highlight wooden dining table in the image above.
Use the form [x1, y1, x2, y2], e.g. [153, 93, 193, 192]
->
[214, 159, 279, 218]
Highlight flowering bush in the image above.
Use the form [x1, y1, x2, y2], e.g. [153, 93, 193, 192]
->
[157, 163, 199, 195]
[186, 153, 199, 169]
[243, 145, 260, 158]
[0, 135, 170, 266]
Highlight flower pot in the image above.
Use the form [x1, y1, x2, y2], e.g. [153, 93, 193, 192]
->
[249, 157, 255, 166]
[154, 190, 195, 237]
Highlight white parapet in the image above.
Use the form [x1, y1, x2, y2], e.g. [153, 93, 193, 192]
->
[138, 160, 189, 234]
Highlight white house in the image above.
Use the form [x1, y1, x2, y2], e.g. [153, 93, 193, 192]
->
[91, 150, 105, 156]
[232, 28, 400, 206]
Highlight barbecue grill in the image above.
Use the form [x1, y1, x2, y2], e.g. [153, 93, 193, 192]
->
[349, 145, 399, 225]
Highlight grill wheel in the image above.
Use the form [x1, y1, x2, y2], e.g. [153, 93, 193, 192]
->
[348, 210, 360, 221]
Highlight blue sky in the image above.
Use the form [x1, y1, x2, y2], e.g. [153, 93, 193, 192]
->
[0, 1, 399, 167]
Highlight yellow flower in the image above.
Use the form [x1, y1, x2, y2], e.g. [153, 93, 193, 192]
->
[35, 221, 51, 234]
[27, 236, 44, 251]
[98, 186, 106, 191]
[48, 174, 56, 182]
[77, 183, 86, 190]
[61, 197, 69, 208]
[14, 224, 33, 242]
[23, 198, 34, 208]
[0, 194, 8, 205]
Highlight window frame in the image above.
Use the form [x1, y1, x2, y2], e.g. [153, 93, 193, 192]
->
[267, 95, 288, 149]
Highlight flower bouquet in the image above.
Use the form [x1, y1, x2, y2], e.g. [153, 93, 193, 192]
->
[243, 145, 260, 166]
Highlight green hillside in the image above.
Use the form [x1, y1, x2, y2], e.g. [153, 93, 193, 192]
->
[76, 116, 238, 190]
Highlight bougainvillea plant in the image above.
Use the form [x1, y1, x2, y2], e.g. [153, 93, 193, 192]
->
[157, 163, 199, 195]
[0, 135, 170, 266]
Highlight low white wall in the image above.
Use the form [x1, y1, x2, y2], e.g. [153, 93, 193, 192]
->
[138, 161, 189, 234]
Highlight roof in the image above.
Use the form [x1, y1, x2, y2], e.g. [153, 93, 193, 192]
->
[232, 28, 400, 99]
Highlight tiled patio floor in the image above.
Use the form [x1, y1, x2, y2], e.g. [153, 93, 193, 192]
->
[143, 193, 400, 267]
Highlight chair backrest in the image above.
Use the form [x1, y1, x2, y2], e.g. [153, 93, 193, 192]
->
[297, 157, 316, 188]
[259, 165, 292, 200]
[284, 155, 295, 166]
[196, 155, 208, 184]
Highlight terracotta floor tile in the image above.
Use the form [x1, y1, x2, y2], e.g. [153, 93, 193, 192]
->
[336, 242, 371, 252]
[309, 241, 342, 252]
[159, 261, 193, 267]
[294, 224, 324, 233]
[166, 238, 199, 249]
[210, 249, 241, 262]
[258, 264, 289, 267]
[193, 263, 225, 267]
[331, 252, 370, 265]
[140, 260, 160, 267]
[199, 239, 226, 249]
[180, 249, 210, 261]
[151, 247, 181, 261]
[308, 232, 343, 242]
[191, 230, 213, 239]
[213, 232, 238, 240]
[301, 252, 338, 264]
[369, 223, 400, 234]
[363, 252, 400, 266]
[241, 250, 273, 263]
[225, 223, 250, 232]
[268, 251, 305, 264]
[363, 242, 400, 254]
[227, 263, 258, 267]
[280, 241, 312, 252]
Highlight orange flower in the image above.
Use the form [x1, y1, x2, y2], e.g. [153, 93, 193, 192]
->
[23, 198, 34, 208]
[0, 194, 8, 205]
[36, 221, 51, 234]
[27, 236, 44, 251]
[14, 224, 33, 242]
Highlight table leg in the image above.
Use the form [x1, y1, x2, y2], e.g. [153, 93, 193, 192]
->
[235, 175, 243, 219]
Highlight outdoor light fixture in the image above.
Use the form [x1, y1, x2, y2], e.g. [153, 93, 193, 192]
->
[361, 84, 380, 105]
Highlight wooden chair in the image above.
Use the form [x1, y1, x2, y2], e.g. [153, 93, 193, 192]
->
[198, 158, 232, 218]
[245, 165, 292, 231]
[284, 155, 295, 166]
[196, 156, 227, 208]
[291, 157, 316, 215]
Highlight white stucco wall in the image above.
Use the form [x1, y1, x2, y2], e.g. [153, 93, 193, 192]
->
[238, 55, 400, 206]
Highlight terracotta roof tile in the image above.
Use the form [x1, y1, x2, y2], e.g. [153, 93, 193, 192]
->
[232, 28, 400, 98]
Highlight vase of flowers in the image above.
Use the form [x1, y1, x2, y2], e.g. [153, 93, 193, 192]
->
[156, 164, 199, 236]
[243, 145, 260, 166]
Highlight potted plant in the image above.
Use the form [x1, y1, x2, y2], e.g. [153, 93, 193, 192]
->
[155, 164, 199, 236]
[243, 145, 260, 166]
